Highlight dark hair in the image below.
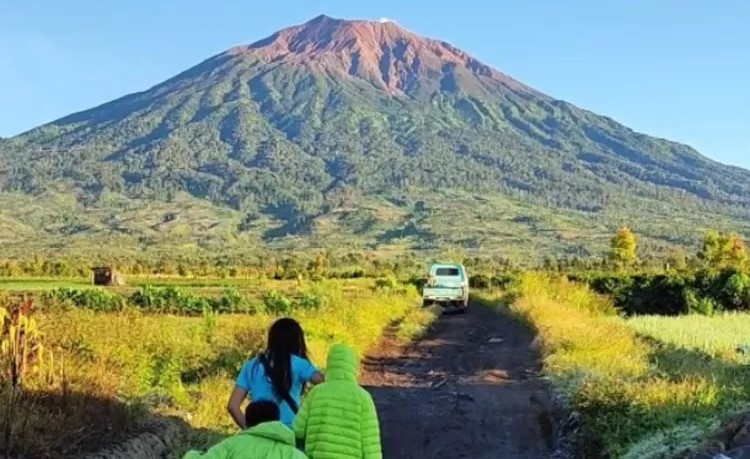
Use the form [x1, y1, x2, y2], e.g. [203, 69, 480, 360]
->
[245, 400, 280, 428]
[254, 318, 309, 403]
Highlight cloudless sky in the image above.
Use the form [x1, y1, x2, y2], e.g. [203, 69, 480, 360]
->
[1, 0, 748, 168]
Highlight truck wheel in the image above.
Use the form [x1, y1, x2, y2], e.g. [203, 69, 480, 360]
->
[422, 300, 432, 308]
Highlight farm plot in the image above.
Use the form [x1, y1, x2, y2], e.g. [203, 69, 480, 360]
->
[0, 279, 431, 458]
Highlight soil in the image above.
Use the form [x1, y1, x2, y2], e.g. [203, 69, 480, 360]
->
[362, 304, 556, 459]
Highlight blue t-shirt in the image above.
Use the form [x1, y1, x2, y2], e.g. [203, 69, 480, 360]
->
[235, 354, 319, 427]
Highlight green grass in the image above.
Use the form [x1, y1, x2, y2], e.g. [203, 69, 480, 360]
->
[492, 273, 750, 458]
[628, 313, 750, 360]
[0, 277, 92, 290]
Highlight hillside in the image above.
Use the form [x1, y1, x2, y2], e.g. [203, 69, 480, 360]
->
[1, 14, 749, 259]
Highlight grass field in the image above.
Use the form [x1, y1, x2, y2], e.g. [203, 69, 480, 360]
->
[0, 278, 435, 458]
[493, 274, 750, 458]
[0, 277, 376, 307]
[628, 314, 750, 360]
[0, 277, 92, 291]
[623, 313, 750, 458]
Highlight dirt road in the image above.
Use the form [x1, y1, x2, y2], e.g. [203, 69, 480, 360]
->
[362, 303, 555, 459]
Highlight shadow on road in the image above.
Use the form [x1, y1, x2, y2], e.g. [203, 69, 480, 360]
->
[362, 304, 556, 459]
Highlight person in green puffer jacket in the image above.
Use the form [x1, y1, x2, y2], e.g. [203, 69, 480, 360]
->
[293, 343, 382, 459]
[184, 401, 307, 459]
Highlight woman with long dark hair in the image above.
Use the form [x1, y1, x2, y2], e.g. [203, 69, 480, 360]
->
[228, 318, 324, 429]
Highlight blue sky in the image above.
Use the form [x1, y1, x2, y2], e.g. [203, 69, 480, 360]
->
[1, 0, 748, 168]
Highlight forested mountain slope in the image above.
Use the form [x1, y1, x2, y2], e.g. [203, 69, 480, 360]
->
[1, 15, 748, 258]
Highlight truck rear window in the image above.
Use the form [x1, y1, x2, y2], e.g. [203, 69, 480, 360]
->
[435, 267, 460, 276]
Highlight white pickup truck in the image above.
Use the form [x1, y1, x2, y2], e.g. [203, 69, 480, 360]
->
[421, 263, 469, 313]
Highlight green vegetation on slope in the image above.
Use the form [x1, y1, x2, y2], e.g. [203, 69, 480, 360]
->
[1, 17, 749, 257]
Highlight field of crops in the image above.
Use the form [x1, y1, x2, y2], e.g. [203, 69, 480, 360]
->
[0, 277, 380, 314]
[0, 276, 371, 293]
[0, 278, 434, 458]
[496, 274, 750, 458]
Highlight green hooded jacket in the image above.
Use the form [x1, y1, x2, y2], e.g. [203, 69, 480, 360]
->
[183, 421, 307, 459]
[293, 343, 382, 459]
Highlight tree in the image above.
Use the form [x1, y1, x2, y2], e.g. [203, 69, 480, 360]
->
[698, 231, 747, 269]
[727, 233, 747, 267]
[698, 230, 724, 268]
[308, 252, 327, 278]
[665, 248, 688, 271]
[610, 226, 638, 269]
[542, 257, 558, 271]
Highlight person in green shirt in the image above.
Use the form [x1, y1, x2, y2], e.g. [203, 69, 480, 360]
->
[184, 400, 307, 459]
[293, 343, 382, 459]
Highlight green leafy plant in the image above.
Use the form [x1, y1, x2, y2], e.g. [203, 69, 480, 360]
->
[684, 289, 716, 316]
[298, 292, 324, 310]
[374, 276, 398, 290]
[262, 290, 292, 315]
[44, 288, 125, 312]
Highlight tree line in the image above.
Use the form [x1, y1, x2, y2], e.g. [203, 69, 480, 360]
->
[562, 227, 750, 315]
[0, 251, 437, 280]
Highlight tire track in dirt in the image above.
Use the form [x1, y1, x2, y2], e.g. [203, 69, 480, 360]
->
[362, 303, 555, 459]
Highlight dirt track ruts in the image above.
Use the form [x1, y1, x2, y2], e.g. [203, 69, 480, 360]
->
[362, 303, 555, 459]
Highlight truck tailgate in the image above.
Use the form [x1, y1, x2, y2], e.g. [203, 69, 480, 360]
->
[423, 287, 463, 299]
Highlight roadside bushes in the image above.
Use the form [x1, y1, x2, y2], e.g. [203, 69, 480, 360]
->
[404, 272, 515, 291]
[572, 267, 750, 315]
[468, 273, 516, 290]
[500, 273, 750, 458]
[469, 274, 490, 289]
[373, 276, 399, 291]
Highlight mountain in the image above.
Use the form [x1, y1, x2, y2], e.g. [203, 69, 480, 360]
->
[1, 15, 749, 259]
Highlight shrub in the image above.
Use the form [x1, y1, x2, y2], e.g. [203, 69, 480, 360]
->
[44, 288, 125, 312]
[201, 305, 219, 344]
[297, 292, 324, 310]
[718, 272, 750, 311]
[335, 267, 365, 279]
[262, 290, 292, 315]
[684, 289, 716, 316]
[406, 275, 426, 291]
[490, 274, 515, 289]
[374, 276, 398, 290]
[212, 288, 255, 314]
[581, 268, 750, 316]
[469, 274, 490, 289]
[130, 286, 210, 315]
[626, 274, 690, 316]
[586, 274, 634, 299]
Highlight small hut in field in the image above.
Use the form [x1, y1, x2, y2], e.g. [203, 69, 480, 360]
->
[91, 266, 125, 286]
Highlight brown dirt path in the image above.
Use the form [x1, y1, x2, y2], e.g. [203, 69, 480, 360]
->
[362, 303, 555, 459]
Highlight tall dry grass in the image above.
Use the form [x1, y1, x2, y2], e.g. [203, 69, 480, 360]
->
[487, 273, 750, 458]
